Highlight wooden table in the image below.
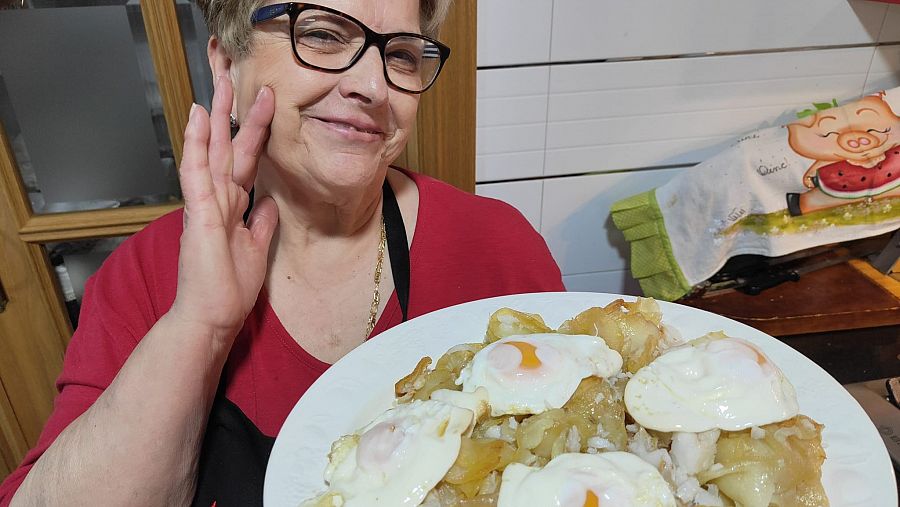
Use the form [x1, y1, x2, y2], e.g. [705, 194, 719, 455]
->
[679, 260, 900, 384]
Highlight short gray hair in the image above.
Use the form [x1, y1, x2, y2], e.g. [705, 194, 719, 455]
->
[195, 0, 453, 57]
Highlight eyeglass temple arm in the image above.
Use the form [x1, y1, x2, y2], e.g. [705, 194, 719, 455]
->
[251, 2, 291, 24]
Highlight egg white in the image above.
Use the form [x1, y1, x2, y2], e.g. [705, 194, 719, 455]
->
[498, 452, 676, 507]
[457, 333, 623, 416]
[624, 335, 799, 432]
[321, 399, 475, 506]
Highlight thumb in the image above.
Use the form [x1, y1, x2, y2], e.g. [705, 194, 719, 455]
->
[248, 196, 279, 249]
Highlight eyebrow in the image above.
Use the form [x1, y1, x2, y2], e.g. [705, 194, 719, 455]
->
[856, 107, 878, 116]
[816, 115, 837, 127]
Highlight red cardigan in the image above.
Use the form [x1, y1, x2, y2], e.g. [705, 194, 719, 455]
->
[0, 171, 564, 503]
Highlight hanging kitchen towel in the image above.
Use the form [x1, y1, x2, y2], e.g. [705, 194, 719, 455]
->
[611, 87, 900, 300]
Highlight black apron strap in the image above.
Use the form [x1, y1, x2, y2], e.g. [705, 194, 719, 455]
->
[382, 178, 410, 322]
[192, 178, 410, 506]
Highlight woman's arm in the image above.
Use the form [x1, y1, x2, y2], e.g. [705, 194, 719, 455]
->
[10, 78, 277, 506]
[12, 314, 229, 505]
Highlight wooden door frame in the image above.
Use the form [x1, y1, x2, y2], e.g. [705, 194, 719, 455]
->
[398, 0, 476, 192]
[0, 118, 70, 465]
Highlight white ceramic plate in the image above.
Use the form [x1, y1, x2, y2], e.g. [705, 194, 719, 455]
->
[264, 292, 897, 507]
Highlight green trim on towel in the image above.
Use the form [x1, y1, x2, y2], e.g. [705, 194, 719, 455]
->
[610, 190, 692, 301]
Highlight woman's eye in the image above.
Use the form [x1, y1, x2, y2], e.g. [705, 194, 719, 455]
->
[298, 29, 343, 45]
[387, 50, 419, 68]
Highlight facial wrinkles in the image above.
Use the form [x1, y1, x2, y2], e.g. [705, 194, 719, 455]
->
[247, 1, 419, 200]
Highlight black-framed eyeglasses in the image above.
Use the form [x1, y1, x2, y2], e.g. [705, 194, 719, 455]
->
[251, 2, 451, 94]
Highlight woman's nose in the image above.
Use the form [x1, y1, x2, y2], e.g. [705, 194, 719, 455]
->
[338, 46, 389, 106]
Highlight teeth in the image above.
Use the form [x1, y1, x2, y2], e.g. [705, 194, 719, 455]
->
[334, 121, 377, 135]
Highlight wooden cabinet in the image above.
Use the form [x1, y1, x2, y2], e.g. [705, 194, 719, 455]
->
[0, 1, 474, 480]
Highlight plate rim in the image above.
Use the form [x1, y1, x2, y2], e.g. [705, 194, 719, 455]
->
[264, 291, 897, 507]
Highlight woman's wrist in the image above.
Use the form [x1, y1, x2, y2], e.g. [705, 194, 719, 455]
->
[161, 307, 241, 358]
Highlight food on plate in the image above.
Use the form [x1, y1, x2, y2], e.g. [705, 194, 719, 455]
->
[699, 415, 827, 507]
[624, 333, 800, 432]
[484, 308, 552, 344]
[457, 333, 623, 416]
[396, 343, 484, 403]
[556, 298, 664, 373]
[497, 452, 676, 507]
[301, 298, 828, 507]
[300, 398, 479, 506]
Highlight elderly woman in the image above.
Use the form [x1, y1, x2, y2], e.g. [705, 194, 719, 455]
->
[0, 1, 562, 505]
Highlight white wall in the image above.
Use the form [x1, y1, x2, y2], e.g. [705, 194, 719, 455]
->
[474, 0, 900, 295]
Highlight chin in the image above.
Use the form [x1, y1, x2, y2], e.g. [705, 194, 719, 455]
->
[313, 153, 386, 190]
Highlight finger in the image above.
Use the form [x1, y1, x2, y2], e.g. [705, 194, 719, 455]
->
[232, 86, 276, 191]
[208, 75, 235, 184]
[247, 196, 279, 250]
[179, 104, 216, 215]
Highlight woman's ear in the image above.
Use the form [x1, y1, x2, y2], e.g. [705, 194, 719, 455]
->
[208, 36, 238, 113]
[207, 36, 233, 84]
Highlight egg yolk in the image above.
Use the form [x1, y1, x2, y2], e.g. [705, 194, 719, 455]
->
[736, 340, 768, 366]
[506, 341, 542, 369]
[584, 490, 599, 507]
[356, 422, 403, 472]
[754, 350, 768, 366]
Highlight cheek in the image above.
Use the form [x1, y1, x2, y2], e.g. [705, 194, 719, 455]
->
[391, 92, 420, 131]
[234, 43, 332, 118]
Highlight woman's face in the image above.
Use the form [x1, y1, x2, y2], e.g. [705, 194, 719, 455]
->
[232, 0, 422, 194]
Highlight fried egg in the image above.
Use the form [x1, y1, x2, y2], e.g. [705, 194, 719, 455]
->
[624, 334, 799, 432]
[430, 386, 490, 434]
[498, 452, 676, 507]
[313, 399, 475, 506]
[457, 333, 623, 416]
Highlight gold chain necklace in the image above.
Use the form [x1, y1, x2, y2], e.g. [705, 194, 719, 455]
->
[365, 215, 386, 338]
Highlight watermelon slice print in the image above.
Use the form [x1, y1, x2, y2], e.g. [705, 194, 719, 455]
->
[814, 148, 900, 199]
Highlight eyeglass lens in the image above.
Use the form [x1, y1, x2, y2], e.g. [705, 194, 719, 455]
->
[294, 9, 443, 92]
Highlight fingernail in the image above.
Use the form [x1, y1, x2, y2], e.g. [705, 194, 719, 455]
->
[255, 87, 266, 103]
[189, 103, 199, 121]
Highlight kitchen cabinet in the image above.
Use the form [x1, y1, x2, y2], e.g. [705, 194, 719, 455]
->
[0, 0, 474, 478]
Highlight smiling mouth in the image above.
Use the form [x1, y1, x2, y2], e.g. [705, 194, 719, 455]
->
[314, 117, 383, 136]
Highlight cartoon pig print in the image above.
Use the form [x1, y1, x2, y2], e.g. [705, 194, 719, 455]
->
[786, 94, 900, 216]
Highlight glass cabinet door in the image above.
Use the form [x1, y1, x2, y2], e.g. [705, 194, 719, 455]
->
[0, 0, 474, 482]
[0, 0, 195, 480]
[0, 1, 183, 214]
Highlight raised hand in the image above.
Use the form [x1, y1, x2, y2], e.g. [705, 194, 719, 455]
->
[170, 77, 278, 343]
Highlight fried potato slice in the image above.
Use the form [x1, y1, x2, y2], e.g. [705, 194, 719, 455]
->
[563, 376, 627, 451]
[422, 482, 499, 507]
[484, 308, 551, 344]
[558, 298, 663, 373]
[623, 297, 663, 326]
[514, 408, 596, 462]
[395, 344, 484, 403]
[699, 415, 828, 507]
[395, 357, 432, 402]
[444, 437, 515, 498]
